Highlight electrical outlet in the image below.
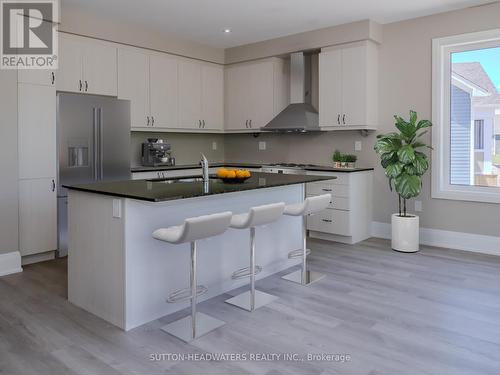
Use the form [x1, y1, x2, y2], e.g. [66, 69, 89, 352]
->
[259, 141, 266, 151]
[414, 200, 422, 212]
[212, 141, 217, 151]
[355, 141, 362, 151]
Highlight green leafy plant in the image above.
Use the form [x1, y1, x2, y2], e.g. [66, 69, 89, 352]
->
[333, 150, 342, 162]
[374, 110, 432, 217]
[333, 150, 357, 164]
[345, 154, 357, 163]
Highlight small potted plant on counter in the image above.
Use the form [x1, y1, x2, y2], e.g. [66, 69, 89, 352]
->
[374, 110, 432, 253]
[333, 150, 357, 168]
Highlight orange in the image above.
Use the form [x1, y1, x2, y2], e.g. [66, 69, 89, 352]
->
[226, 170, 236, 178]
[244, 170, 251, 178]
[217, 168, 228, 178]
[235, 170, 246, 178]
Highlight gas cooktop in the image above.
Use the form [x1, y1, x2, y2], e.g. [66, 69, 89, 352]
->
[262, 163, 322, 168]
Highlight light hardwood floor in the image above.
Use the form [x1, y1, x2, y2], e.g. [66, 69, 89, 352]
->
[1, 238, 500, 375]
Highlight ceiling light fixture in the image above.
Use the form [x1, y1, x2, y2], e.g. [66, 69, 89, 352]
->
[223, 28, 231, 33]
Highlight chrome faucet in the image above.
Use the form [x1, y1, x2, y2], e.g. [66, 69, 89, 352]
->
[200, 153, 209, 183]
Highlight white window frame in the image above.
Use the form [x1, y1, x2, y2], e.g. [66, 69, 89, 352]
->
[432, 28, 500, 204]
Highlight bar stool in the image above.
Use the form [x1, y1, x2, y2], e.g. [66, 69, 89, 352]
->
[153, 211, 232, 343]
[281, 194, 331, 285]
[225, 202, 285, 312]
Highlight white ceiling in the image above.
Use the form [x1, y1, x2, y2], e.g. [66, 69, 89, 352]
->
[63, 0, 494, 48]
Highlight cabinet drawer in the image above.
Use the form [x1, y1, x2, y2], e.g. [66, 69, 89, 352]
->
[307, 209, 351, 236]
[307, 182, 349, 198]
[306, 194, 349, 210]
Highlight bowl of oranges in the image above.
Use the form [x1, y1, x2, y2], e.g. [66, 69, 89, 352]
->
[216, 168, 252, 183]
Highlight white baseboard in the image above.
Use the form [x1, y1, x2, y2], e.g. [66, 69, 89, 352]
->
[0, 251, 23, 277]
[371, 221, 500, 256]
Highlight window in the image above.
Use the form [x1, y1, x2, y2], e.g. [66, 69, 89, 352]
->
[474, 120, 484, 150]
[432, 29, 500, 203]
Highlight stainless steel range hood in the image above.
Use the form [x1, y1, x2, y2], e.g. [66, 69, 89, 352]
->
[261, 52, 320, 132]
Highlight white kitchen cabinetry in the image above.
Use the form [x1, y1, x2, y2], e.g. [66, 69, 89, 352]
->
[118, 49, 179, 130]
[150, 53, 178, 128]
[117, 48, 150, 128]
[18, 84, 56, 179]
[319, 41, 378, 130]
[17, 83, 57, 257]
[57, 34, 117, 96]
[19, 178, 57, 256]
[225, 58, 288, 132]
[306, 170, 373, 244]
[178, 59, 224, 131]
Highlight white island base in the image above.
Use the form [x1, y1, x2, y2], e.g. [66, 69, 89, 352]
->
[68, 184, 304, 331]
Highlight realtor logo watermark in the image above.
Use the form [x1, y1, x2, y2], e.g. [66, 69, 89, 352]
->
[1, 0, 58, 69]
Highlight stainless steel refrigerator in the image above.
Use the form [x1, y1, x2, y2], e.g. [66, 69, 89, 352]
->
[57, 93, 131, 257]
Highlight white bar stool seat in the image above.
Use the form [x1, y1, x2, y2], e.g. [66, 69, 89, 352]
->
[225, 202, 285, 312]
[153, 211, 232, 343]
[282, 194, 331, 285]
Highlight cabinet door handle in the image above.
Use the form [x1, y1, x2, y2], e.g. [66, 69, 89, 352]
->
[147, 116, 150, 126]
[342, 114, 346, 125]
[322, 188, 332, 192]
[203, 120, 206, 128]
[249, 119, 252, 128]
[85, 80, 88, 92]
[79, 80, 82, 91]
[157, 172, 160, 178]
[245, 120, 248, 128]
[51, 72, 55, 85]
[322, 219, 332, 223]
[337, 114, 340, 125]
[51, 179, 56, 192]
[151, 116, 154, 126]
[198, 120, 202, 128]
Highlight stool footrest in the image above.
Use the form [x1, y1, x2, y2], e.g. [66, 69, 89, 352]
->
[167, 285, 208, 303]
[288, 248, 311, 259]
[231, 265, 263, 280]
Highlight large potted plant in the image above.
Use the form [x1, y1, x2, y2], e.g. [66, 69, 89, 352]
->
[374, 110, 432, 253]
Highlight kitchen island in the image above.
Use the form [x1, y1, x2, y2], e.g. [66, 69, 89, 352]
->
[65, 172, 335, 330]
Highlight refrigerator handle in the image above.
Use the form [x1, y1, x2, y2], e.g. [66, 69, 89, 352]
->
[98, 108, 104, 180]
[92, 108, 99, 181]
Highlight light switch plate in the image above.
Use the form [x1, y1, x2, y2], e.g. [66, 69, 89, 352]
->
[259, 141, 266, 151]
[355, 141, 362, 151]
[414, 200, 422, 212]
[212, 141, 217, 150]
[112, 199, 122, 218]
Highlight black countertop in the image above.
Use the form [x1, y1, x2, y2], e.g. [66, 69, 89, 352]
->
[131, 163, 373, 173]
[64, 172, 336, 202]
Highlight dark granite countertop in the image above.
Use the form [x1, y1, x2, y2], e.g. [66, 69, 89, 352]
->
[131, 163, 373, 173]
[64, 172, 336, 202]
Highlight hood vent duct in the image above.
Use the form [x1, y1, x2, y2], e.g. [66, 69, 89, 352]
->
[261, 52, 320, 133]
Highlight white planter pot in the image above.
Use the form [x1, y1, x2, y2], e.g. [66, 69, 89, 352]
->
[391, 213, 419, 253]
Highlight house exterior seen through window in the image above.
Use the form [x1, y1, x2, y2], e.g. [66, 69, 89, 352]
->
[450, 46, 500, 188]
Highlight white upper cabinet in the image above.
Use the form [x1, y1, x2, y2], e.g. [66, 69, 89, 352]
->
[201, 64, 224, 130]
[319, 41, 378, 129]
[178, 59, 203, 129]
[118, 49, 180, 130]
[117, 48, 150, 128]
[18, 83, 56, 179]
[83, 41, 117, 96]
[224, 58, 288, 132]
[57, 34, 83, 93]
[149, 53, 178, 128]
[57, 34, 117, 96]
[178, 59, 224, 131]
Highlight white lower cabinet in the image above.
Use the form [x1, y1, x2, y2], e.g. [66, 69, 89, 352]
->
[306, 170, 373, 244]
[19, 178, 57, 256]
